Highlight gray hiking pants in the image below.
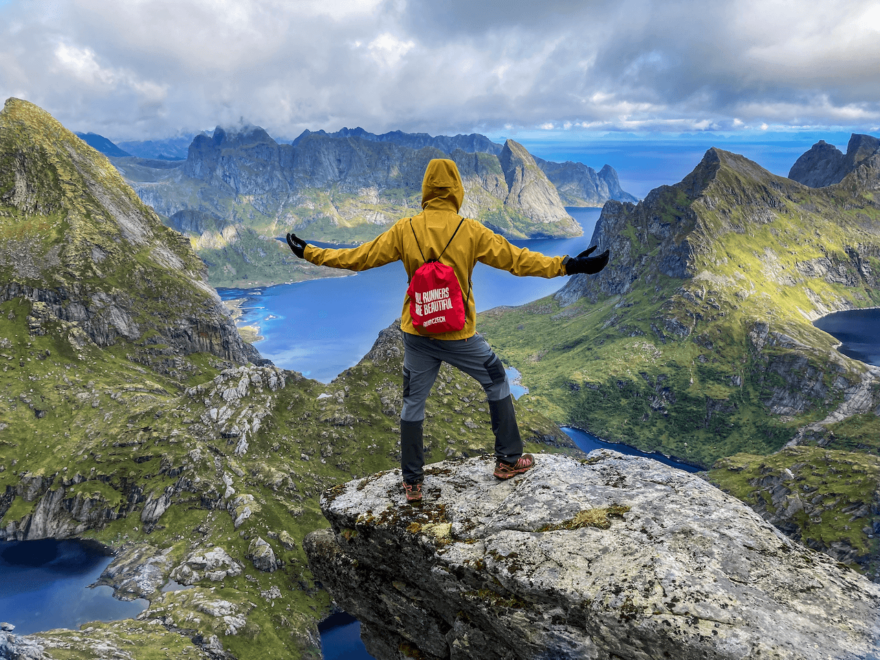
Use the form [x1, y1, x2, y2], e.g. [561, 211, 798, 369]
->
[399, 332, 522, 482]
[401, 332, 510, 421]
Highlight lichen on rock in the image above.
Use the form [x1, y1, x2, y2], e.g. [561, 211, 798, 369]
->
[305, 451, 880, 659]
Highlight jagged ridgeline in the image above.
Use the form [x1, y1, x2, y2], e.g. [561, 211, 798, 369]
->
[108, 124, 615, 286]
[124, 128, 583, 242]
[479, 145, 880, 573]
[482, 147, 880, 463]
[0, 98, 574, 659]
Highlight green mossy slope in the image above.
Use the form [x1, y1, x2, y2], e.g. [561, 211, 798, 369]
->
[707, 446, 880, 578]
[0, 307, 571, 658]
[479, 148, 880, 468]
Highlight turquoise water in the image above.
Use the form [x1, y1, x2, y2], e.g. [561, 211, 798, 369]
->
[219, 208, 602, 382]
[0, 539, 148, 634]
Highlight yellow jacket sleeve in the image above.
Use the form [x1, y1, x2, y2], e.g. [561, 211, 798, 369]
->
[304, 221, 402, 271]
[470, 219, 567, 278]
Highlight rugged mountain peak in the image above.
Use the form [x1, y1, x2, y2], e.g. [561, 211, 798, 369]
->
[788, 139, 845, 187]
[0, 98, 261, 365]
[554, 147, 805, 307]
[535, 157, 638, 206]
[499, 139, 577, 227]
[210, 124, 276, 148]
[789, 133, 880, 188]
[845, 133, 880, 169]
[305, 451, 880, 660]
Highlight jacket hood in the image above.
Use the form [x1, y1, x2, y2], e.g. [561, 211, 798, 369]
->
[421, 159, 464, 212]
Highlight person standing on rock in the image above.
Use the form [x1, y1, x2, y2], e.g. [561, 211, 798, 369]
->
[285, 159, 609, 502]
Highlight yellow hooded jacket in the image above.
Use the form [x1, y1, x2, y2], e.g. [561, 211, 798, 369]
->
[303, 159, 569, 340]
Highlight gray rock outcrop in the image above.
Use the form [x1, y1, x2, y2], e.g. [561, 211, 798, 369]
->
[96, 544, 173, 600]
[789, 133, 880, 188]
[0, 623, 44, 660]
[247, 536, 277, 572]
[498, 140, 578, 231]
[171, 546, 243, 584]
[304, 451, 880, 660]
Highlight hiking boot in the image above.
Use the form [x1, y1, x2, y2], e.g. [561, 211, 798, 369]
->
[493, 454, 535, 480]
[402, 480, 423, 503]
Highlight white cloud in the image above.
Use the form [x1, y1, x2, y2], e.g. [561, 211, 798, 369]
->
[0, 0, 877, 139]
[54, 44, 115, 85]
[367, 33, 415, 67]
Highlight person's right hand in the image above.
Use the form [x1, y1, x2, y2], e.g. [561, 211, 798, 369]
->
[565, 246, 609, 275]
[286, 233, 308, 259]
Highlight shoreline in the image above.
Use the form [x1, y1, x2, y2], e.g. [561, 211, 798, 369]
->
[812, 305, 880, 370]
[560, 423, 707, 471]
[221, 297, 265, 344]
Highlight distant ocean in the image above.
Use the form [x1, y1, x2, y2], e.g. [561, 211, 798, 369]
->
[489, 131, 855, 200]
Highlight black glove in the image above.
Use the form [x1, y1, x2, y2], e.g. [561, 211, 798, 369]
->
[565, 246, 609, 275]
[286, 233, 308, 259]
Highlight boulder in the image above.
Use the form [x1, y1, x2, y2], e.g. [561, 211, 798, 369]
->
[97, 544, 173, 599]
[305, 452, 880, 660]
[171, 546, 243, 584]
[0, 628, 44, 659]
[247, 537, 277, 572]
[278, 530, 296, 550]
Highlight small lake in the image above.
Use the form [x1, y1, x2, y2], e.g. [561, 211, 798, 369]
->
[0, 539, 148, 634]
[319, 612, 373, 660]
[219, 208, 601, 382]
[813, 308, 880, 368]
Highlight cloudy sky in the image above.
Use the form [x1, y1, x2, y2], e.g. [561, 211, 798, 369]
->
[1, 0, 878, 143]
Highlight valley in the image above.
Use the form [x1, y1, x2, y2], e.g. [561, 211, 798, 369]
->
[2, 96, 880, 657]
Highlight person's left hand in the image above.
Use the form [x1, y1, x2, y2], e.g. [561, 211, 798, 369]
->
[286, 233, 308, 259]
[565, 246, 609, 275]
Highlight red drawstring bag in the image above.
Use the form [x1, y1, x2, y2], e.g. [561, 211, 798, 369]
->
[407, 218, 470, 334]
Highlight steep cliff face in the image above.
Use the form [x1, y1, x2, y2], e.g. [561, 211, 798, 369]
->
[113, 129, 583, 285]
[305, 451, 880, 660]
[0, 98, 260, 366]
[536, 158, 639, 206]
[789, 133, 880, 188]
[497, 140, 581, 234]
[478, 147, 880, 464]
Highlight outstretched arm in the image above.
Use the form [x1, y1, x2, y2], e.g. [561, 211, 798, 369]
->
[472, 220, 609, 277]
[472, 220, 567, 278]
[287, 224, 402, 272]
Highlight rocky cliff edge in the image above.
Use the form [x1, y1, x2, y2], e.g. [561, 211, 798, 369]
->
[305, 451, 880, 660]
